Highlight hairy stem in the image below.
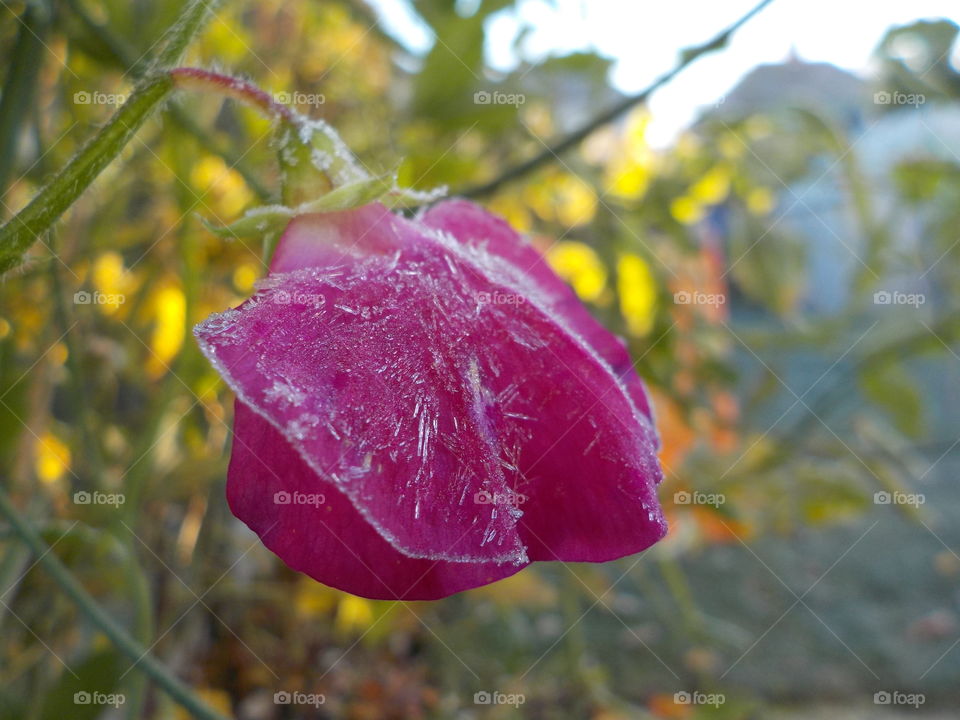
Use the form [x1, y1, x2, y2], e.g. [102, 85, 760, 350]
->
[0, 0, 223, 273]
[65, 0, 271, 200]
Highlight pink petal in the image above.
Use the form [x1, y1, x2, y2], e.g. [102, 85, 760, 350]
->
[199, 207, 529, 568]
[195, 201, 666, 599]
[228, 402, 526, 600]
[420, 199, 655, 423]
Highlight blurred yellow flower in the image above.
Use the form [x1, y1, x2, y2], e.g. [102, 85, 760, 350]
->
[92, 251, 133, 315]
[547, 241, 607, 302]
[718, 133, 745, 160]
[618, 253, 657, 336]
[204, 15, 251, 63]
[232, 262, 260, 294]
[190, 155, 253, 219]
[607, 110, 655, 200]
[690, 166, 731, 205]
[746, 186, 776, 215]
[335, 594, 375, 634]
[36, 432, 71, 484]
[670, 196, 705, 225]
[488, 194, 532, 234]
[295, 577, 339, 617]
[526, 173, 597, 227]
[147, 284, 186, 378]
[50, 342, 69, 367]
[555, 174, 598, 227]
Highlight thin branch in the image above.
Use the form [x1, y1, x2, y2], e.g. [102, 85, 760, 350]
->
[460, 0, 775, 198]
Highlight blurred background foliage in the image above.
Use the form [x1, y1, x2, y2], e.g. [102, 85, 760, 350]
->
[1, 0, 959, 718]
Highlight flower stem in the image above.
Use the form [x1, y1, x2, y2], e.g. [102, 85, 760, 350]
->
[150, 0, 222, 71]
[64, 0, 271, 200]
[0, 0, 222, 274]
[0, 486, 232, 720]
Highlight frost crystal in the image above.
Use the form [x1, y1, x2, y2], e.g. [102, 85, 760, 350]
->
[194, 199, 665, 600]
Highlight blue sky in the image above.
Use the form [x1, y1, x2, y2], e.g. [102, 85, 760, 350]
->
[366, 0, 959, 145]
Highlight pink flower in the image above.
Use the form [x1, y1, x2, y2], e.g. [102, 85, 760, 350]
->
[195, 199, 665, 600]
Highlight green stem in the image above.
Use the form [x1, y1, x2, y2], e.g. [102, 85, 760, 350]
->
[0, 0, 223, 273]
[559, 569, 601, 714]
[0, 74, 170, 273]
[0, 487, 231, 720]
[65, 0, 271, 200]
[150, 0, 222, 71]
[0, 0, 50, 200]
[121, 556, 155, 720]
[656, 555, 703, 640]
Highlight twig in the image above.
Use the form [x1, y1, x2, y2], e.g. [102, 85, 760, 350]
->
[460, 0, 775, 198]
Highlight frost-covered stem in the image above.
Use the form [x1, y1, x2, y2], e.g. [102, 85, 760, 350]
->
[170, 68, 300, 125]
[169, 68, 339, 207]
[0, 487, 232, 720]
[0, 0, 222, 274]
[0, 74, 172, 273]
[150, 0, 223, 72]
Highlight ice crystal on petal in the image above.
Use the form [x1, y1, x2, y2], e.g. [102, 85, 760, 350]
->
[194, 200, 666, 600]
